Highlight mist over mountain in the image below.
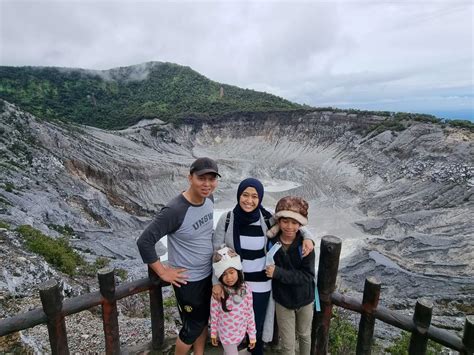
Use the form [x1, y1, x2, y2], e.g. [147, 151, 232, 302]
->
[0, 63, 472, 352]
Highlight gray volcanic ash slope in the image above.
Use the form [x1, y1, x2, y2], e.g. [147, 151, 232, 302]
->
[186, 112, 473, 315]
[1, 102, 472, 327]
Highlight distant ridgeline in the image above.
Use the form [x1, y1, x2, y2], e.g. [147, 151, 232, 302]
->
[0, 62, 472, 131]
[0, 62, 303, 129]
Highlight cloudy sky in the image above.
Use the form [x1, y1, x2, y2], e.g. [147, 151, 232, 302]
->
[1, 0, 473, 120]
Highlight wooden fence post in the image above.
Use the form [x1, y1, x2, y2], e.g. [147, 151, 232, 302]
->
[148, 266, 165, 350]
[356, 277, 381, 355]
[311, 235, 342, 355]
[98, 267, 120, 355]
[408, 298, 433, 355]
[39, 280, 69, 355]
[462, 316, 474, 355]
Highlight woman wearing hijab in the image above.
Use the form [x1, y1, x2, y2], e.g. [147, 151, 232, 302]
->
[213, 178, 314, 355]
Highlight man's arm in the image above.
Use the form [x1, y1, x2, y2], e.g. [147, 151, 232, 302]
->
[136, 204, 188, 286]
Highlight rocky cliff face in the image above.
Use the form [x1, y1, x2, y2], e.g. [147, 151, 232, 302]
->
[0, 100, 472, 348]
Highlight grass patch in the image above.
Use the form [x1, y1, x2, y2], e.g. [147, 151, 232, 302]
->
[328, 308, 358, 354]
[368, 118, 406, 135]
[163, 296, 177, 308]
[15, 225, 128, 279]
[0, 195, 13, 207]
[94, 256, 110, 269]
[3, 182, 15, 192]
[81, 256, 111, 277]
[386, 331, 446, 355]
[0, 220, 10, 229]
[47, 223, 75, 236]
[16, 225, 85, 276]
[68, 254, 128, 280]
[116, 268, 128, 280]
[6, 159, 22, 170]
[119, 292, 150, 318]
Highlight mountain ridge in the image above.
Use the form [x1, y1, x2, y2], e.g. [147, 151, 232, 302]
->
[2, 62, 473, 132]
[0, 62, 303, 129]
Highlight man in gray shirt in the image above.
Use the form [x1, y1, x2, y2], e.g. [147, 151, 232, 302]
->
[137, 157, 220, 355]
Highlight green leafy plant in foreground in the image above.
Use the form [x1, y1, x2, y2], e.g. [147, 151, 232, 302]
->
[328, 308, 358, 354]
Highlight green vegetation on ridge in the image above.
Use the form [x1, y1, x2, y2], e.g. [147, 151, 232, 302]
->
[0, 62, 302, 129]
[16, 225, 84, 276]
[15, 225, 127, 278]
[1, 62, 471, 131]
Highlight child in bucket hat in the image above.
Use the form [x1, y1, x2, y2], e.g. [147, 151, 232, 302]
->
[266, 196, 308, 238]
[210, 247, 256, 354]
[274, 196, 309, 225]
[265, 196, 315, 355]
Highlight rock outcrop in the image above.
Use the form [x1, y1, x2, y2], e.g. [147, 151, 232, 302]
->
[0, 100, 472, 350]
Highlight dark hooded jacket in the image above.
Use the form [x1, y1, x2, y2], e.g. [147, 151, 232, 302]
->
[268, 231, 315, 309]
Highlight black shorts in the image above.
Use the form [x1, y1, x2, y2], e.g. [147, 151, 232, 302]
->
[173, 274, 212, 345]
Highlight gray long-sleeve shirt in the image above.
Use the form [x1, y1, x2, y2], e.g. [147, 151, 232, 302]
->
[137, 194, 214, 282]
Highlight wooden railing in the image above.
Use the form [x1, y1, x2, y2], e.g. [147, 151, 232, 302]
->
[0, 268, 167, 353]
[311, 236, 473, 355]
[0, 235, 473, 354]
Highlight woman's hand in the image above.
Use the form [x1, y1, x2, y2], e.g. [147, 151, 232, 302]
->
[265, 265, 275, 278]
[211, 337, 218, 346]
[212, 283, 224, 300]
[302, 239, 314, 257]
[248, 339, 256, 350]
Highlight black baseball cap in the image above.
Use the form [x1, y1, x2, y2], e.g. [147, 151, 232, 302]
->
[190, 157, 221, 177]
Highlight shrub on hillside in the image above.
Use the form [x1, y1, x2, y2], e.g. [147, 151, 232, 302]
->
[446, 119, 474, 131]
[4, 182, 15, 192]
[368, 119, 406, 135]
[47, 223, 75, 236]
[16, 225, 85, 276]
[81, 256, 111, 277]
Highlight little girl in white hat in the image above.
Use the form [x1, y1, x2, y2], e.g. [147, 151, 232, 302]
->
[210, 246, 256, 355]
